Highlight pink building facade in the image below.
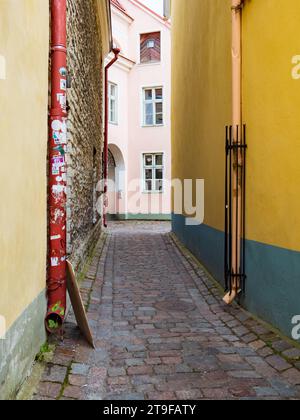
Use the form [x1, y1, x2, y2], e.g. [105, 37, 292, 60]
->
[107, 0, 171, 220]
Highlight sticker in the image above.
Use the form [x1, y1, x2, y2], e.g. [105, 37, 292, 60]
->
[60, 132, 67, 144]
[53, 145, 65, 156]
[52, 156, 65, 166]
[52, 166, 60, 176]
[59, 67, 67, 76]
[53, 131, 60, 140]
[60, 79, 67, 91]
[51, 235, 61, 241]
[57, 93, 66, 110]
[52, 185, 65, 194]
[51, 120, 61, 131]
[56, 176, 62, 182]
[61, 121, 67, 134]
[51, 257, 59, 267]
[61, 256, 66, 262]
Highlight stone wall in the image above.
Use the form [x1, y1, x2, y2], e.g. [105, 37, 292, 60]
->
[66, 0, 104, 271]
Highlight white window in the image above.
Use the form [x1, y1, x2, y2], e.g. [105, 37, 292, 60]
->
[109, 82, 118, 124]
[143, 153, 164, 192]
[143, 87, 163, 126]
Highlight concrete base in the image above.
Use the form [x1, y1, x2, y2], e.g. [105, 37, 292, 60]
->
[0, 290, 47, 400]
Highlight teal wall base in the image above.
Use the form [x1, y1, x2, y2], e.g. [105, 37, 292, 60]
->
[108, 213, 172, 222]
[172, 213, 300, 340]
[0, 290, 47, 400]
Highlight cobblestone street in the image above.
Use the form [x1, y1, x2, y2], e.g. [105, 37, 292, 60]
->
[31, 222, 300, 400]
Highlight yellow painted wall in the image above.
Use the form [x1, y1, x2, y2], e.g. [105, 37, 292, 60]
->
[0, 0, 49, 329]
[243, 0, 300, 252]
[171, 0, 232, 231]
[172, 0, 300, 253]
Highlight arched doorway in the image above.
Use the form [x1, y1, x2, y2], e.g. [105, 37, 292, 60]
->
[107, 144, 125, 218]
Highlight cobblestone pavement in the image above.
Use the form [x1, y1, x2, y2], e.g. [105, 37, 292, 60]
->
[32, 222, 300, 400]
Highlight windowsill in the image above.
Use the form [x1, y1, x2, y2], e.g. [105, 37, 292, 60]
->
[142, 191, 164, 195]
[138, 62, 161, 67]
[142, 124, 164, 128]
[109, 121, 118, 126]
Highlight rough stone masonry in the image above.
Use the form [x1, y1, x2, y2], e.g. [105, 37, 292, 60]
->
[66, 0, 105, 272]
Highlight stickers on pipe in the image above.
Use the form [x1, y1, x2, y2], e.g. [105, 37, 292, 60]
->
[60, 79, 67, 91]
[51, 120, 62, 132]
[51, 257, 60, 267]
[59, 67, 67, 77]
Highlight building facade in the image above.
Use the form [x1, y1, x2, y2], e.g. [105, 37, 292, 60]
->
[108, 0, 171, 220]
[0, 0, 111, 399]
[171, 0, 300, 340]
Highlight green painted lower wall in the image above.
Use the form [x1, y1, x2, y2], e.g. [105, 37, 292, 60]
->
[0, 290, 47, 400]
[172, 213, 300, 341]
[108, 214, 172, 222]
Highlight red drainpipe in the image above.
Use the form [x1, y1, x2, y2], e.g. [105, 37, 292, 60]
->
[46, 0, 68, 333]
[103, 48, 120, 228]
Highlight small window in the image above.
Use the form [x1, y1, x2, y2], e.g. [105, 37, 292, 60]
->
[140, 32, 161, 64]
[143, 87, 164, 127]
[143, 153, 164, 193]
[108, 82, 118, 124]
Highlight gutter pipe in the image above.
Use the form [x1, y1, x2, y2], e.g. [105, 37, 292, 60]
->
[46, 0, 68, 332]
[223, 0, 243, 304]
[103, 48, 120, 228]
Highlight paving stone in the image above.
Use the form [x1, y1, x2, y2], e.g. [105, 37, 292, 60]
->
[281, 368, 300, 385]
[63, 385, 85, 399]
[265, 355, 292, 372]
[37, 382, 61, 399]
[283, 348, 300, 360]
[176, 389, 203, 400]
[42, 365, 68, 384]
[254, 387, 279, 397]
[27, 222, 300, 401]
[71, 363, 90, 376]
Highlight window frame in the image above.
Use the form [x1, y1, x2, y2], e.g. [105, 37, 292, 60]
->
[139, 31, 161, 65]
[142, 153, 165, 194]
[142, 86, 164, 127]
[108, 82, 118, 125]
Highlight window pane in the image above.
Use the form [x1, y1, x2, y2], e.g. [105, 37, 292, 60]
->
[146, 114, 153, 125]
[155, 154, 163, 166]
[156, 180, 163, 191]
[156, 102, 163, 113]
[155, 169, 163, 180]
[145, 169, 153, 180]
[145, 89, 153, 100]
[155, 88, 163, 100]
[110, 85, 116, 97]
[156, 113, 163, 125]
[145, 180, 152, 191]
[145, 155, 153, 166]
[147, 40, 155, 48]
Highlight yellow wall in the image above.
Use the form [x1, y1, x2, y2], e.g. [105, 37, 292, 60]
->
[0, 0, 49, 329]
[172, 0, 232, 231]
[172, 0, 300, 253]
[243, 0, 300, 252]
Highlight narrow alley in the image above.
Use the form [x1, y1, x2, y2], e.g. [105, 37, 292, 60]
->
[30, 222, 300, 401]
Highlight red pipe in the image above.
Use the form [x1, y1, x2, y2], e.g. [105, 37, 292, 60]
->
[103, 48, 120, 228]
[46, 0, 68, 333]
